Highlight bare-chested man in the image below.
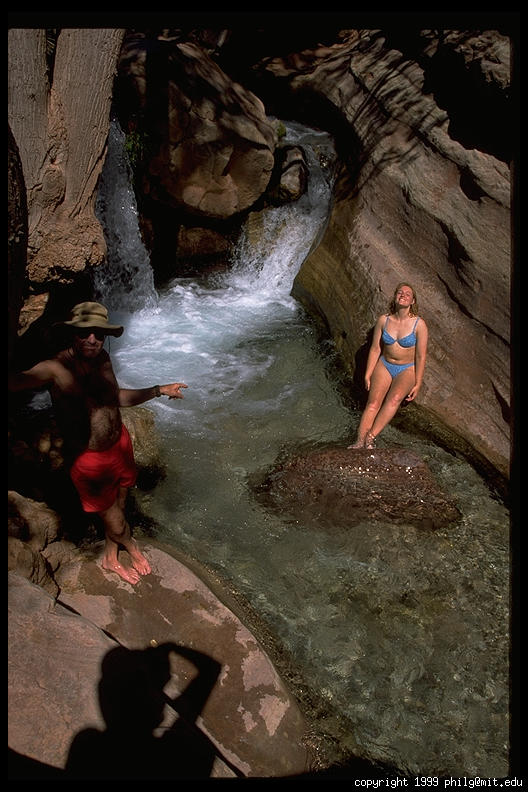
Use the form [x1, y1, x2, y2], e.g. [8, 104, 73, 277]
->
[9, 302, 187, 585]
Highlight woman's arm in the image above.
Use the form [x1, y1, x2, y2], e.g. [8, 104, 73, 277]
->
[364, 316, 384, 389]
[406, 320, 428, 401]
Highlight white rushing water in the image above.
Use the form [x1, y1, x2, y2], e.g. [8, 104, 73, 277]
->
[96, 119, 343, 447]
[95, 120, 158, 312]
[94, 119, 510, 776]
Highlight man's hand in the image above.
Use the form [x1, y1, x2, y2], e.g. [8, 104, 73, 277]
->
[160, 383, 188, 400]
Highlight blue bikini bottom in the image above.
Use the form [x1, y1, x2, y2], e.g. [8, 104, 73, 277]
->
[380, 355, 415, 379]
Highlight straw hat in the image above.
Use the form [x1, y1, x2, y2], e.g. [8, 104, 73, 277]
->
[61, 302, 123, 337]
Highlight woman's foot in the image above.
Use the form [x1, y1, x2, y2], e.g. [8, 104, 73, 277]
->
[347, 436, 365, 449]
[365, 432, 376, 449]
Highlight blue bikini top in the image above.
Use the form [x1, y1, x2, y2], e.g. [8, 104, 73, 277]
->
[382, 316, 419, 348]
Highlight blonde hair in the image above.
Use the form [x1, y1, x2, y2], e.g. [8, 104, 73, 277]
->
[389, 282, 419, 317]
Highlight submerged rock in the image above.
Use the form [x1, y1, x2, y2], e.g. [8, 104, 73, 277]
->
[257, 446, 461, 530]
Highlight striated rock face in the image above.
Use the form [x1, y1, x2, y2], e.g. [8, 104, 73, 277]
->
[257, 29, 511, 479]
[256, 447, 461, 530]
[8, 28, 125, 293]
[8, 125, 28, 366]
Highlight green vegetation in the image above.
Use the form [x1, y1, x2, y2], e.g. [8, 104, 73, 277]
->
[276, 121, 287, 141]
[124, 129, 148, 172]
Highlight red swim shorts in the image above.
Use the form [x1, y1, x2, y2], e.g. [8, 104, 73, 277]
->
[70, 424, 137, 513]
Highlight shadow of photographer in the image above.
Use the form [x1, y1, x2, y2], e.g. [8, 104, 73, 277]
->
[64, 641, 242, 779]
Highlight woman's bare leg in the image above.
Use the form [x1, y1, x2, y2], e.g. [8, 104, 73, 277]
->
[349, 360, 392, 447]
[367, 367, 416, 441]
[99, 487, 151, 584]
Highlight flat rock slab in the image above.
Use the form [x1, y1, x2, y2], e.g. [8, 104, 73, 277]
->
[8, 542, 310, 779]
[257, 447, 461, 530]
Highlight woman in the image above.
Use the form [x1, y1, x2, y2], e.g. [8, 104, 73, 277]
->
[349, 282, 428, 449]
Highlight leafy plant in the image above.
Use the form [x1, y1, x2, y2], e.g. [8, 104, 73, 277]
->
[124, 129, 148, 172]
[276, 121, 287, 141]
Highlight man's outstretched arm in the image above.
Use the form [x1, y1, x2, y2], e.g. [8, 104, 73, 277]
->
[8, 360, 58, 392]
[118, 382, 188, 407]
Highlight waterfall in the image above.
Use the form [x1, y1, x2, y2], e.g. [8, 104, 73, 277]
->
[226, 121, 337, 298]
[102, 119, 340, 434]
[95, 118, 336, 313]
[94, 118, 158, 312]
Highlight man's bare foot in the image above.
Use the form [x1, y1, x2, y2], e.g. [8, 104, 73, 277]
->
[101, 558, 141, 585]
[127, 539, 151, 576]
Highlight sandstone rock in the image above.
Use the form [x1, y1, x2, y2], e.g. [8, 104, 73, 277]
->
[256, 446, 461, 530]
[8, 124, 27, 366]
[120, 405, 166, 483]
[8, 29, 125, 293]
[8, 541, 310, 779]
[8, 490, 61, 551]
[8, 538, 58, 597]
[8, 572, 117, 771]
[17, 293, 50, 336]
[267, 145, 309, 205]
[118, 34, 277, 221]
[175, 225, 232, 267]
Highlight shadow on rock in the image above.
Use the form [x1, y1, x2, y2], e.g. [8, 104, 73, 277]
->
[64, 642, 239, 779]
[8, 749, 65, 779]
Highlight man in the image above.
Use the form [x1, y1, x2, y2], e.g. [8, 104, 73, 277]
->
[9, 301, 187, 585]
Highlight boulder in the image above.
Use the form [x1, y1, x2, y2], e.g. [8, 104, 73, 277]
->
[8, 489, 61, 551]
[256, 446, 461, 530]
[8, 538, 58, 598]
[120, 405, 166, 485]
[117, 34, 277, 220]
[267, 145, 309, 205]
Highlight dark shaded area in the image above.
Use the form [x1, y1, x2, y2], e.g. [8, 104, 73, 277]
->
[286, 757, 406, 780]
[8, 10, 519, 36]
[7, 390, 92, 544]
[65, 642, 234, 779]
[383, 29, 513, 164]
[8, 124, 28, 368]
[8, 749, 65, 779]
[9, 642, 244, 780]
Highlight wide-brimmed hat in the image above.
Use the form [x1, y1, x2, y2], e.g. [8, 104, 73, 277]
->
[61, 302, 124, 337]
